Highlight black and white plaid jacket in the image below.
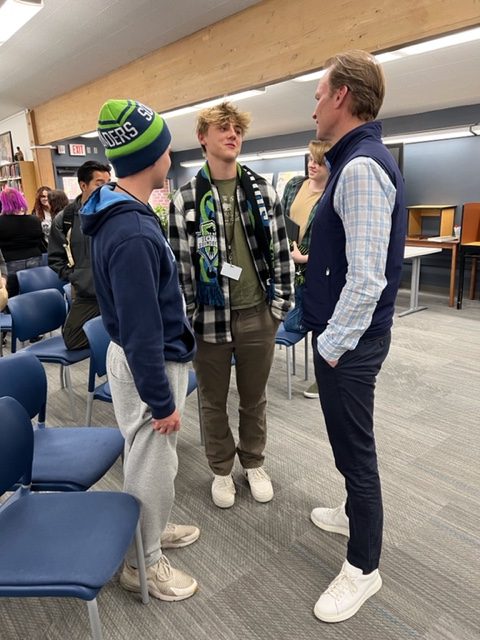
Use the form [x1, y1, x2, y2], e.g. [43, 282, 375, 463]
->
[169, 174, 294, 344]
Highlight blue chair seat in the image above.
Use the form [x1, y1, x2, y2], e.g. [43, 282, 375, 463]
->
[0, 313, 12, 332]
[0, 352, 124, 493]
[32, 427, 124, 491]
[0, 491, 138, 599]
[275, 323, 306, 347]
[24, 336, 90, 365]
[94, 380, 111, 402]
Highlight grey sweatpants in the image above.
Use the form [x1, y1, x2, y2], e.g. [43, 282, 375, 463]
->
[107, 342, 189, 567]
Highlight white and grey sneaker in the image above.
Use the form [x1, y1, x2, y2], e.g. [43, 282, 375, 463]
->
[311, 502, 349, 537]
[314, 559, 382, 623]
[120, 556, 198, 602]
[211, 474, 236, 508]
[244, 467, 274, 503]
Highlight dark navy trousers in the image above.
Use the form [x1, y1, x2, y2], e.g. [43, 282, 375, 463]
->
[313, 330, 391, 573]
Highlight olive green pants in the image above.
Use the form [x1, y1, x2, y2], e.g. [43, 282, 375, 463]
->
[194, 303, 280, 475]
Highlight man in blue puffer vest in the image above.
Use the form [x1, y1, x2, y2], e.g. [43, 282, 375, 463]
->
[303, 50, 406, 623]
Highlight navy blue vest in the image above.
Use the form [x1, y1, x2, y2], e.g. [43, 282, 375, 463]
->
[303, 121, 406, 338]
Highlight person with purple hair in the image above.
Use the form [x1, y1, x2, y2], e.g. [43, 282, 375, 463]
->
[0, 187, 44, 297]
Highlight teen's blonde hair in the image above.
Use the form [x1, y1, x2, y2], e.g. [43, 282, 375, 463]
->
[308, 140, 331, 165]
[196, 101, 251, 141]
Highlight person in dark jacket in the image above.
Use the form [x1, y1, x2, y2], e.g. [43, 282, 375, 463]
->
[0, 187, 44, 297]
[81, 99, 199, 602]
[304, 51, 406, 623]
[48, 161, 110, 349]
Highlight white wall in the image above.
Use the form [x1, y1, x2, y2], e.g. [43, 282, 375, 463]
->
[0, 111, 31, 161]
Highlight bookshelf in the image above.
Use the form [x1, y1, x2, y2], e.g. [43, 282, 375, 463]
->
[407, 205, 456, 239]
[0, 161, 37, 211]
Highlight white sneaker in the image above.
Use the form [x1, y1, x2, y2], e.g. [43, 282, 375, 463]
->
[244, 467, 274, 503]
[211, 474, 236, 508]
[161, 523, 200, 549]
[314, 560, 382, 623]
[311, 502, 349, 537]
[120, 555, 198, 601]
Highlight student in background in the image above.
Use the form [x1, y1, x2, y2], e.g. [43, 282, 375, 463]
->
[32, 185, 52, 233]
[170, 102, 294, 509]
[281, 140, 330, 399]
[0, 187, 44, 297]
[49, 161, 110, 349]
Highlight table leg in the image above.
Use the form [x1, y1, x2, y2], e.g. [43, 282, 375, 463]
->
[469, 257, 477, 300]
[448, 243, 457, 307]
[399, 256, 429, 317]
[456, 248, 465, 310]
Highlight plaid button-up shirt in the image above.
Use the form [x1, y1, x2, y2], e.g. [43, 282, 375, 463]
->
[169, 173, 294, 344]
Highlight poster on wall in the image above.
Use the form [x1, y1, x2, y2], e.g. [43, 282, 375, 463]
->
[62, 176, 81, 200]
[259, 173, 274, 184]
[275, 171, 304, 199]
[0, 131, 14, 165]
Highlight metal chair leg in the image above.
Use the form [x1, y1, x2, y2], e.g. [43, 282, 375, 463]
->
[59, 364, 65, 389]
[134, 522, 149, 605]
[286, 347, 292, 400]
[197, 390, 205, 446]
[292, 343, 296, 376]
[85, 392, 94, 426]
[64, 366, 77, 421]
[304, 334, 309, 380]
[87, 599, 104, 640]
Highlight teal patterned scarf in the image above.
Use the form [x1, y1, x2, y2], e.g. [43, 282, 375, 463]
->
[194, 163, 274, 307]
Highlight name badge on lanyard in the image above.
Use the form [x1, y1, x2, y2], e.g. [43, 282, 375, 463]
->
[221, 262, 242, 281]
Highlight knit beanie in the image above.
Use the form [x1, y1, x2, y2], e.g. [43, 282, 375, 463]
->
[97, 99, 171, 178]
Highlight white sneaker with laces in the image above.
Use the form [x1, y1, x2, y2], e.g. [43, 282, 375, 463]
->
[161, 523, 200, 549]
[314, 559, 382, 623]
[120, 555, 198, 601]
[310, 502, 349, 537]
[211, 474, 236, 508]
[244, 467, 274, 503]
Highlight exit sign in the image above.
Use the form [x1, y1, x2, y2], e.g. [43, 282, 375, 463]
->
[69, 143, 86, 156]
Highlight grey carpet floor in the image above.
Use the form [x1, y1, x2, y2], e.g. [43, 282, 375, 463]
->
[1, 290, 479, 639]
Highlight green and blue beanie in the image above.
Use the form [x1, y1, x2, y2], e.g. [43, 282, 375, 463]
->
[97, 99, 171, 178]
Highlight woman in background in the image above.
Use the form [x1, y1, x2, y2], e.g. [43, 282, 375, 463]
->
[32, 185, 52, 244]
[281, 140, 330, 399]
[0, 187, 44, 297]
[47, 189, 69, 218]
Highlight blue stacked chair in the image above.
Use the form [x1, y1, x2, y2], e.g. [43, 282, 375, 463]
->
[0, 396, 148, 640]
[8, 288, 90, 418]
[17, 265, 67, 295]
[0, 351, 124, 492]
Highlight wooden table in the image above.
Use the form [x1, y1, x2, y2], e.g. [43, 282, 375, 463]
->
[405, 238, 459, 307]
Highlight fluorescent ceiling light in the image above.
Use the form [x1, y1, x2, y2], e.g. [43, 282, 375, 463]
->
[80, 131, 98, 138]
[292, 69, 327, 83]
[163, 89, 265, 119]
[0, 0, 44, 46]
[180, 148, 307, 168]
[383, 127, 473, 145]
[373, 26, 480, 65]
[400, 26, 480, 55]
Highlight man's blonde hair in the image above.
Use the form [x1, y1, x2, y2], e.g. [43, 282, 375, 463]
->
[325, 50, 385, 121]
[196, 102, 251, 139]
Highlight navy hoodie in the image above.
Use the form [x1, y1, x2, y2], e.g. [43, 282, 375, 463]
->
[81, 184, 195, 419]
